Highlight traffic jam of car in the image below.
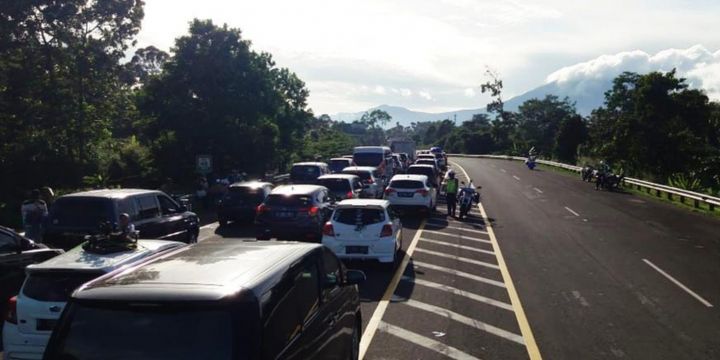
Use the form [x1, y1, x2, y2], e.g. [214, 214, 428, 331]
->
[1, 144, 458, 359]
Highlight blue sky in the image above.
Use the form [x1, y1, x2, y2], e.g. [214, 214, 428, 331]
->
[137, 0, 720, 114]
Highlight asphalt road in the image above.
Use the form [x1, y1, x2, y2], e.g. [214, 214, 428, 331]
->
[449, 157, 720, 359]
[5, 158, 717, 360]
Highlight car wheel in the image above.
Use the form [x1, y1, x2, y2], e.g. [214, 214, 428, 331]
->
[187, 229, 199, 244]
[349, 320, 361, 360]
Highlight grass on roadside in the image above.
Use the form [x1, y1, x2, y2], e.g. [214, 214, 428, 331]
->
[536, 162, 720, 219]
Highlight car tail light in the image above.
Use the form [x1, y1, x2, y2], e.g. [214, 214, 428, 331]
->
[416, 189, 429, 197]
[323, 222, 335, 236]
[366, 178, 374, 184]
[380, 224, 393, 237]
[346, 191, 354, 198]
[256, 204, 269, 214]
[6, 296, 17, 324]
[302, 206, 320, 216]
[385, 188, 396, 195]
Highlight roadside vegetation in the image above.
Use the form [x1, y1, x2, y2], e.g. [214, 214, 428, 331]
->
[1, 1, 718, 227]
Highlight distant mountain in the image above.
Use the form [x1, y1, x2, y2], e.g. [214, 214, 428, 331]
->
[333, 46, 720, 124]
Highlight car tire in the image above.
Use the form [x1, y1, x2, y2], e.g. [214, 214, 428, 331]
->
[187, 229, 199, 244]
[349, 320, 361, 360]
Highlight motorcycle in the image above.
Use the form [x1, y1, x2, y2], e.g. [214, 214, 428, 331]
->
[458, 181, 481, 220]
[581, 166, 595, 182]
[595, 172, 624, 190]
[525, 156, 536, 170]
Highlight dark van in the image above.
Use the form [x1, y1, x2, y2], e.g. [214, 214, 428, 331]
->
[43, 240, 365, 360]
[289, 162, 330, 185]
[44, 189, 199, 250]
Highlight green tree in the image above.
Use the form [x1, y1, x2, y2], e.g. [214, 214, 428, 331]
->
[139, 19, 312, 179]
[588, 70, 716, 182]
[554, 115, 588, 163]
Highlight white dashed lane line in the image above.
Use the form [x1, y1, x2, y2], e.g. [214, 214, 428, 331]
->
[513, 175, 521, 181]
[643, 259, 714, 307]
[564, 206, 580, 217]
[533, 187, 543, 194]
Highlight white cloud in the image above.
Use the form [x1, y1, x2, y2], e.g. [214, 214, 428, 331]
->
[400, 89, 413, 97]
[374, 85, 387, 95]
[546, 45, 720, 100]
[419, 91, 433, 100]
[464, 88, 476, 97]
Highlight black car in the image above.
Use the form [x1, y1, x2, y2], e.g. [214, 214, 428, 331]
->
[317, 174, 364, 201]
[255, 185, 335, 241]
[217, 181, 274, 226]
[44, 240, 365, 360]
[289, 162, 330, 185]
[328, 158, 353, 174]
[0, 226, 63, 349]
[44, 189, 200, 250]
[407, 164, 440, 188]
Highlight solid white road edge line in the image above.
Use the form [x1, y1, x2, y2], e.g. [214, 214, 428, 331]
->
[642, 259, 713, 308]
[414, 248, 500, 270]
[378, 321, 481, 360]
[403, 299, 525, 345]
[413, 260, 506, 288]
[358, 219, 427, 359]
[401, 276, 514, 311]
[420, 237, 495, 255]
[451, 160, 543, 360]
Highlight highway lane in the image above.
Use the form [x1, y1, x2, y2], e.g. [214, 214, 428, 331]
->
[455, 157, 720, 359]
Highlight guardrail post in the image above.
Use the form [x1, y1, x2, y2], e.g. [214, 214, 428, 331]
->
[667, 192, 673, 201]
[694, 199, 700, 208]
[710, 204, 716, 211]
[679, 195, 685, 204]
[656, 189, 661, 197]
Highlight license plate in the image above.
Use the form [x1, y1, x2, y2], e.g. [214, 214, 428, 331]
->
[37, 319, 58, 331]
[275, 211, 293, 218]
[398, 192, 414, 197]
[346, 246, 368, 254]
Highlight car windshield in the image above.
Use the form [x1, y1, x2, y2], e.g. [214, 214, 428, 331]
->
[23, 271, 103, 302]
[50, 197, 114, 228]
[352, 153, 383, 166]
[390, 180, 424, 189]
[290, 165, 320, 180]
[333, 208, 385, 225]
[318, 178, 351, 192]
[224, 187, 265, 204]
[329, 159, 351, 172]
[342, 171, 371, 181]
[265, 194, 313, 207]
[49, 304, 236, 360]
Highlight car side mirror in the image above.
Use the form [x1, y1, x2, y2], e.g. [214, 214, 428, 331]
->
[345, 270, 366, 286]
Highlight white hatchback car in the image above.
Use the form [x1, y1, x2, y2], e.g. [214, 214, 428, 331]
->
[383, 174, 437, 214]
[322, 199, 402, 267]
[2, 239, 185, 360]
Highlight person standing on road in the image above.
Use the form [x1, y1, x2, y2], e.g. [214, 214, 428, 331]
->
[445, 170, 459, 217]
[21, 189, 48, 242]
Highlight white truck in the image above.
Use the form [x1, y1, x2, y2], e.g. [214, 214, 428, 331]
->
[388, 137, 416, 161]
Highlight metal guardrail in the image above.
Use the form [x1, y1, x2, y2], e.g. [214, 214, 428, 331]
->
[448, 154, 720, 210]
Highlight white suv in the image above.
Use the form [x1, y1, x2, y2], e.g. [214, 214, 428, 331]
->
[322, 199, 402, 267]
[2, 239, 185, 360]
[383, 174, 437, 214]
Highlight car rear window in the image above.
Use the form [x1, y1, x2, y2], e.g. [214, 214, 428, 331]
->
[408, 167, 435, 180]
[50, 197, 114, 228]
[265, 194, 313, 207]
[318, 178, 351, 192]
[23, 271, 103, 302]
[342, 171, 370, 181]
[329, 159, 351, 171]
[352, 153, 383, 167]
[49, 304, 235, 360]
[390, 180, 424, 189]
[416, 160, 435, 166]
[224, 187, 265, 203]
[333, 208, 386, 225]
[290, 165, 321, 180]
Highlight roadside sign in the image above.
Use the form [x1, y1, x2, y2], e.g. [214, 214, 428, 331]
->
[196, 155, 212, 174]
